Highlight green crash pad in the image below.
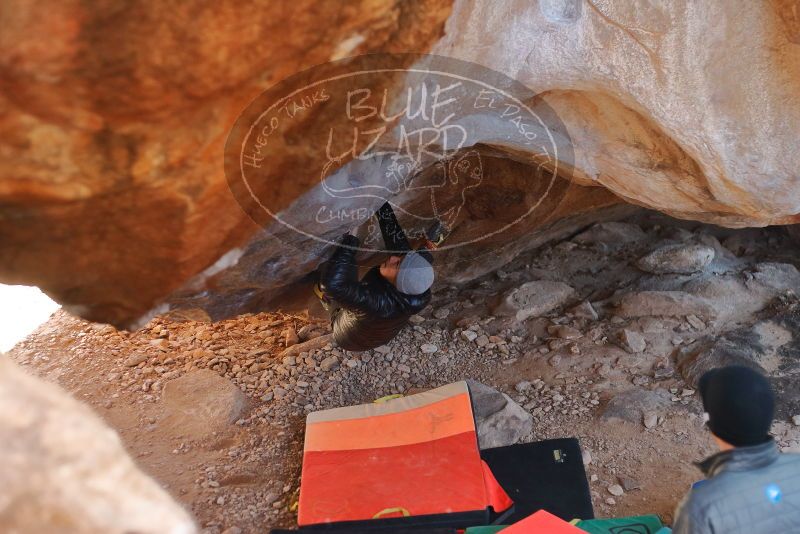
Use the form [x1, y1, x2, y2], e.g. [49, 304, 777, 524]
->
[575, 514, 664, 533]
[465, 514, 664, 534]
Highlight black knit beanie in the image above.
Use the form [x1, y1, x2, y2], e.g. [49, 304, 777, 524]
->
[699, 365, 775, 447]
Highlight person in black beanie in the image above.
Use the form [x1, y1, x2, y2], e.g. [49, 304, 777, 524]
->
[672, 365, 800, 533]
[700, 365, 775, 448]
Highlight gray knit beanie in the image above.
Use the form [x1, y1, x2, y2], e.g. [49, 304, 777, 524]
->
[395, 252, 434, 295]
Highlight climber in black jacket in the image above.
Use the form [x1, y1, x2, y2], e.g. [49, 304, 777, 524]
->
[317, 202, 440, 352]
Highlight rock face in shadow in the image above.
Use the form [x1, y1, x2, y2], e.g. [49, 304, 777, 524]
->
[0, 358, 196, 534]
[1, 0, 799, 327]
[677, 296, 800, 419]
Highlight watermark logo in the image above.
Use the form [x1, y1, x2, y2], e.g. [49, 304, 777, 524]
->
[225, 53, 573, 259]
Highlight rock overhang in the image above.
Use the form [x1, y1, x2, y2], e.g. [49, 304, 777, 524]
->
[1, 0, 799, 327]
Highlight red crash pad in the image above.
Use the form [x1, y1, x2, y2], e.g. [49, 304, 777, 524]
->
[502, 510, 584, 533]
[299, 381, 512, 526]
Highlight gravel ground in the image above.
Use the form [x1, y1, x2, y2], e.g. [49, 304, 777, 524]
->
[9, 211, 800, 533]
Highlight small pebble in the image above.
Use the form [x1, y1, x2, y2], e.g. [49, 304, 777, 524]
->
[643, 412, 658, 429]
[461, 330, 478, 342]
[433, 308, 450, 319]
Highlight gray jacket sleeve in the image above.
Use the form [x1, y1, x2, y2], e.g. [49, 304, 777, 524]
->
[672, 492, 712, 534]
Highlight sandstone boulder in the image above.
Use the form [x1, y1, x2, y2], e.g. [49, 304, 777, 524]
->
[0, 0, 455, 327]
[572, 222, 647, 247]
[467, 380, 534, 449]
[618, 329, 647, 354]
[0, 358, 196, 534]
[601, 388, 674, 425]
[614, 291, 718, 320]
[681, 264, 800, 324]
[2, 0, 799, 326]
[749, 263, 800, 292]
[636, 244, 715, 275]
[493, 280, 576, 321]
[676, 299, 800, 419]
[161, 370, 247, 440]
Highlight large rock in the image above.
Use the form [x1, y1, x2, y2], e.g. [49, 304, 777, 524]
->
[676, 298, 800, 419]
[748, 263, 800, 292]
[0, 0, 455, 327]
[614, 291, 718, 320]
[161, 370, 247, 440]
[615, 262, 800, 328]
[1, 0, 799, 326]
[601, 388, 674, 425]
[493, 280, 576, 321]
[0, 358, 196, 533]
[467, 380, 534, 449]
[618, 329, 647, 354]
[572, 221, 647, 247]
[682, 263, 800, 324]
[438, 0, 800, 226]
[636, 244, 715, 274]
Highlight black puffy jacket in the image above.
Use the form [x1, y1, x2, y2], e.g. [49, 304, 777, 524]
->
[320, 208, 432, 351]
